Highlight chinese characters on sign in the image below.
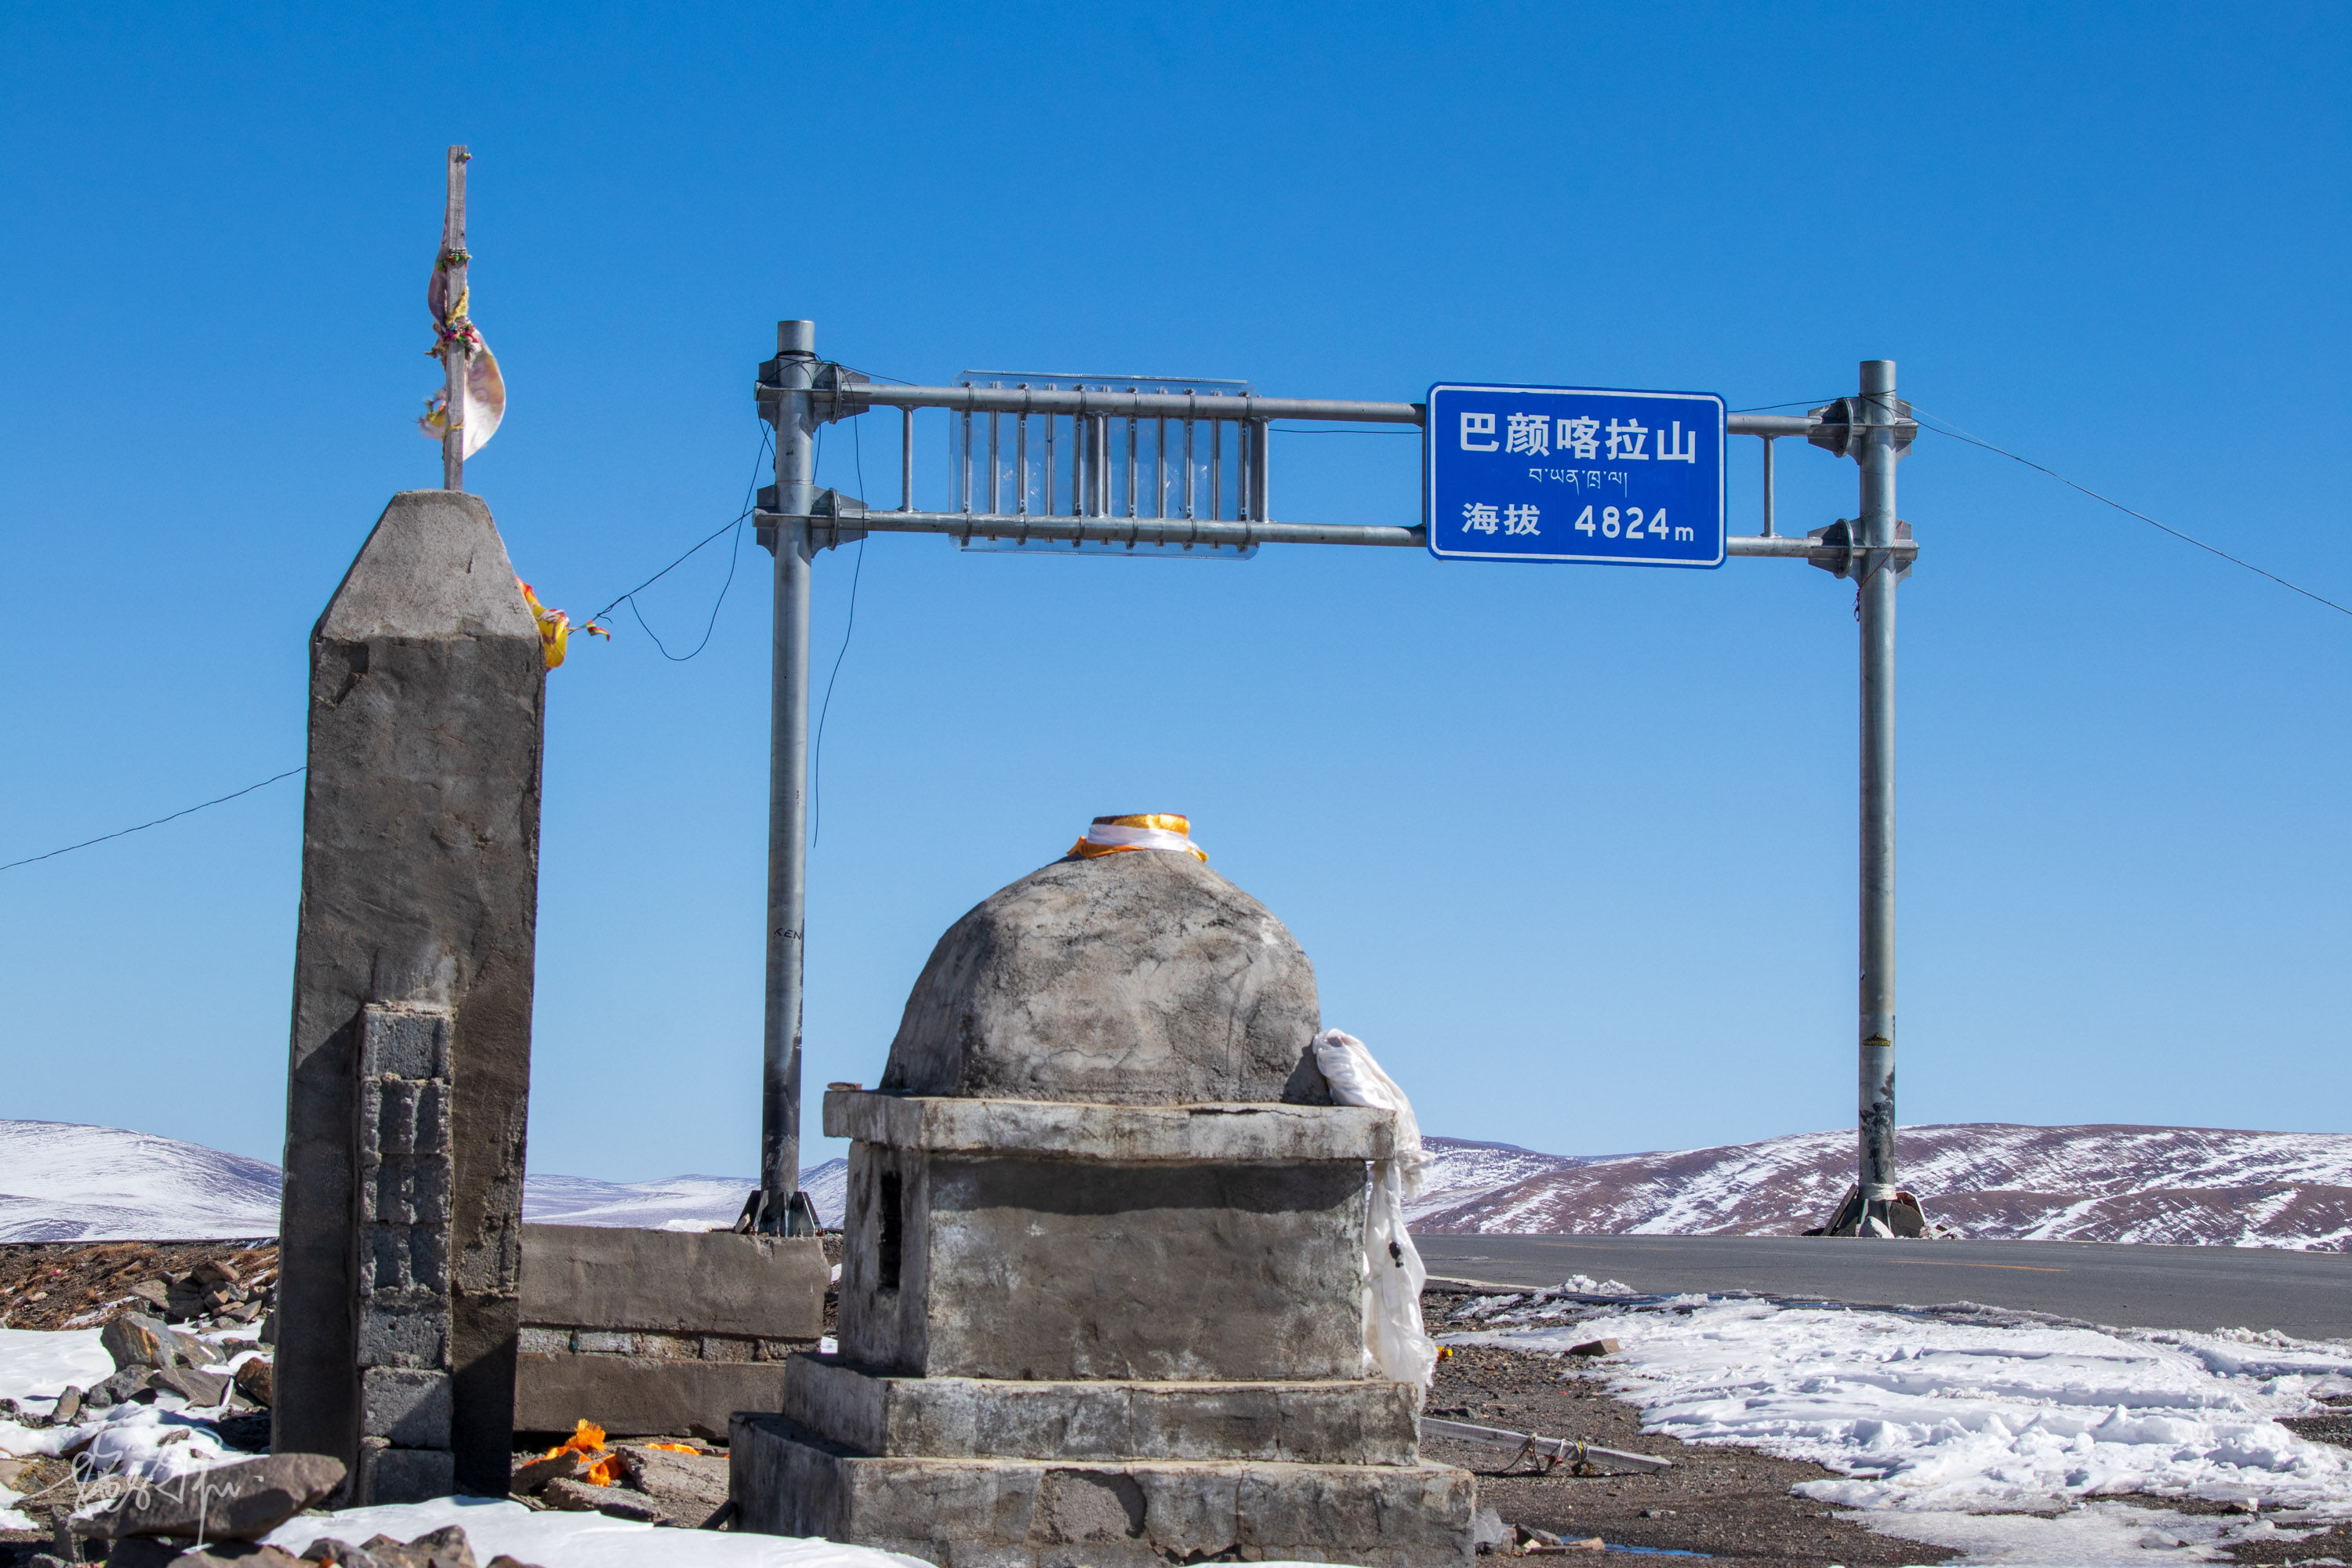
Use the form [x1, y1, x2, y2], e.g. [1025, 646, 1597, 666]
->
[1427, 384, 1726, 566]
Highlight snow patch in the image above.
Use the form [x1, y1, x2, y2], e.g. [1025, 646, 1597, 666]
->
[264, 1495, 928, 1568]
[0, 1327, 113, 1404]
[260, 1497, 1359, 1568]
[1454, 1297, 2352, 1515]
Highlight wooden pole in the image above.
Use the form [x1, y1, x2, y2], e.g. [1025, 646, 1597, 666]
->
[440, 147, 470, 492]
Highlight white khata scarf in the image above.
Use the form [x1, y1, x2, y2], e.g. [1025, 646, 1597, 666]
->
[1312, 1028, 1437, 1387]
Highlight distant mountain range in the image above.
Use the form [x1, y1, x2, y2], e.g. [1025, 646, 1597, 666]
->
[523, 1163, 848, 1232]
[8, 1118, 2349, 1251]
[0, 1120, 845, 1243]
[1412, 1123, 2352, 1250]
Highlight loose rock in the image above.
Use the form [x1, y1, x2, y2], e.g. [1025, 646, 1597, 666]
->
[85, 1365, 154, 1408]
[234, 1356, 275, 1407]
[616, 1443, 730, 1523]
[150, 1365, 233, 1406]
[103, 1315, 177, 1371]
[506, 1449, 583, 1493]
[165, 1546, 309, 1566]
[540, 1476, 660, 1520]
[103, 1452, 346, 1541]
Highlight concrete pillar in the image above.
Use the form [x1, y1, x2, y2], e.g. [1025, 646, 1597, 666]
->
[275, 490, 546, 1501]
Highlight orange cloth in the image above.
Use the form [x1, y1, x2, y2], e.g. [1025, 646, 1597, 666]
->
[517, 579, 608, 670]
[1067, 812, 1207, 863]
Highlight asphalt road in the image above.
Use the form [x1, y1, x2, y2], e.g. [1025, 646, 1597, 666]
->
[1412, 1232, 2352, 1339]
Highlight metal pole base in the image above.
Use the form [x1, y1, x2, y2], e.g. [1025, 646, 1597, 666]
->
[1806, 1184, 1932, 1238]
[733, 1188, 823, 1237]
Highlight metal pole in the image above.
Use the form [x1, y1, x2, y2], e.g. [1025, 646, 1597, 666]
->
[438, 147, 468, 492]
[1855, 358, 1900, 1234]
[1761, 437, 1777, 538]
[760, 318, 818, 1236]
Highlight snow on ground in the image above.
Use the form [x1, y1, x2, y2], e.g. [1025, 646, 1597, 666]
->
[263, 1497, 931, 1568]
[0, 1326, 112, 1403]
[1450, 1291, 2352, 1564]
[260, 1501, 1353, 1568]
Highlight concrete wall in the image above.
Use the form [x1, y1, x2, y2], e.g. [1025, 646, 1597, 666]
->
[519, 1225, 825, 1341]
[513, 1225, 825, 1438]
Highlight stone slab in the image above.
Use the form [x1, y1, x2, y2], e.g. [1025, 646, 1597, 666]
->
[825, 1091, 1396, 1163]
[277, 489, 544, 1499]
[519, 1225, 825, 1340]
[731, 1414, 1475, 1568]
[515, 1352, 795, 1441]
[784, 1356, 1420, 1465]
[840, 1147, 1367, 1381]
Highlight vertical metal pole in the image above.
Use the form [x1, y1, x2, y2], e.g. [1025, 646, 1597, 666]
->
[1855, 359, 1900, 1235]
[760, 318, 818, 1236]
[1249, 419, 1271, 524]
[437, 147, 469, 492]
[900, 407, 913, 512]
[1761, 437, 1777, 539]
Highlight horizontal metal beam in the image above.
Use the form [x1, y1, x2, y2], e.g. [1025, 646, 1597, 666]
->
[758, 509, 1418, 549]
[758, 383, 1422, 426]
[1730, 413, 1817, 437]
[759, 382, 1821, 440]
[755, 509, 1915, 564]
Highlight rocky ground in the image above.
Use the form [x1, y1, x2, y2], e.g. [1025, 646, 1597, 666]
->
[1427, 1339, 1946, 1565]
[0, 1244, 276, 1337]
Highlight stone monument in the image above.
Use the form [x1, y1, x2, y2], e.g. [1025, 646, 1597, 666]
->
[732, 847, 1476, 1566]
[276, 490, 545, 1503]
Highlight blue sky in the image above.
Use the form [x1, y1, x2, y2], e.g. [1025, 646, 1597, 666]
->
[3, 5, 2346, 1183]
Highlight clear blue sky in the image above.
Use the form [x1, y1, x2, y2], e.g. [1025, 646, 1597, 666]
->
[3, 5, 2346, 1183]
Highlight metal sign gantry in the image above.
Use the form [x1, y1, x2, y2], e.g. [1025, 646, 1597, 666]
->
[744, 319, 1919, 1240]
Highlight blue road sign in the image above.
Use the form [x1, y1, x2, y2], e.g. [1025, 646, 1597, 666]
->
[1426, 384, 1726, 567]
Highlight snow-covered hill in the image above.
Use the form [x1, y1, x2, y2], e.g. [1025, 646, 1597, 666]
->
[0, 1120, 280, 1242]
[1413, 1123, 2352, 1250]
[1410, 1136, 1588, 1222]
[13, 1118, 2351, 1250]
[0, 1121, 846, 1242]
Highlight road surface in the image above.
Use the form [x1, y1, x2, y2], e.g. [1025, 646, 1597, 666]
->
[1412, 1232, 2352, 1339]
